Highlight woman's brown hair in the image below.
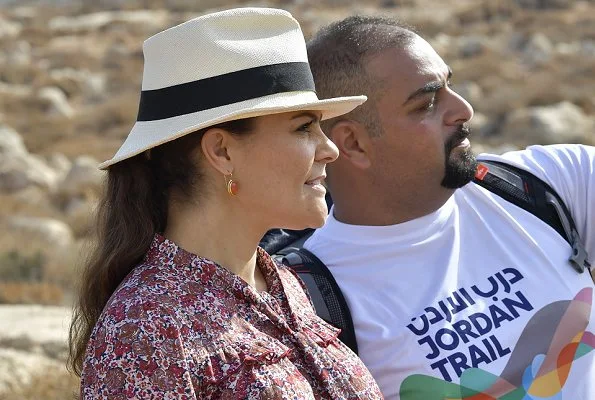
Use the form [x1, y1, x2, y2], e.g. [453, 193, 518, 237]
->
[68, 119, 252, 376]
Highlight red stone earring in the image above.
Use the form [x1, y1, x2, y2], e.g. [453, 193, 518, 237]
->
[225, 173, 238, 196]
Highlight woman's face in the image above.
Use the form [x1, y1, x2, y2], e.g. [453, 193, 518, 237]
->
[230, 110, 339, 230]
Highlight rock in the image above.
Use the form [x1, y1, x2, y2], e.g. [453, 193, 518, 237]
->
[1, 126, 59, 192]
[555, 41, 581, 56]
[0, 166, 31, 193]
[0, 16, 22, 39]
[37, 87, 75, 119]
[0, 305, 73, 395]
[62, 196, 96, 237]
[63, 196, 90, 217]
[500, 102, 594, 146]
[429, 33, 453, 58]
[0, 154, 60, 193]
[514, 0, 575, 9]
[0, 124, 27, 156]
[11, 6, 38, 20]
[0, 82, 32, 98]
[508, 32, 527, 53]
[0, 40, 31, 66]
[469, 112, 496, 138]
[59, 156, 104, 198]
[45, 153, 72, 180]
[581, 40, 595, 58]
[522, 33, 553, 66]
[0, 348, 64, 394]
[458, 35, 486, 58]
[452, 81, 483, 107]
[10, 186, 55, 216]
[0, 40, 36, 85]
[6, 217, 74, 250]
[0, 305, 71, 348]
[49, 11, 115, 33]
[49, 10, 170, 34]
[48, 68, 107, 99]
[0, 128, 60, 192]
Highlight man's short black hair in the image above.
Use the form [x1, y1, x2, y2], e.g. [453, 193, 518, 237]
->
[308, 15, 417, 136]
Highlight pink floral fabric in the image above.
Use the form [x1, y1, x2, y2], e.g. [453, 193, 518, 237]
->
[81, 234, 382, 399]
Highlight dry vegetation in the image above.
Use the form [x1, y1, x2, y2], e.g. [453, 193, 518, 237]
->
[0, 366, 79, 400]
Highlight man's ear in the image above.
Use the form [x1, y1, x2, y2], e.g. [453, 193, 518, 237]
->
[200, 128, 234, 175]
[328, 120, 372, 169]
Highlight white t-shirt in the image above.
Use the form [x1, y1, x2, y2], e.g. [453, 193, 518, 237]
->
[304, 144, 595, 400]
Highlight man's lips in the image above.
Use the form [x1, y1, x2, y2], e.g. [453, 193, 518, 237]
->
[447, 126, 471, 151]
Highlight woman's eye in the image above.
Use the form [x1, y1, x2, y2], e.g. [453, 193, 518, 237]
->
[297, 121, 313, 133]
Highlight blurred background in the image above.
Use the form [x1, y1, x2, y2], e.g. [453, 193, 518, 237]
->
[0, 0, 593, 398]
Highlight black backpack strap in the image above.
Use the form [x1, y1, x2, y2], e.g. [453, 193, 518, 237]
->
[474, 160, 591, 274]
[260, 194, 334, 255]
[273, 231, 315, 258]
[259, 228, 314, 255]
[281, 248, 359, 355]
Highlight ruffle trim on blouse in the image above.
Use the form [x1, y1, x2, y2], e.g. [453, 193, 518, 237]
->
[299, 316, 341, 348]
[195, 339, 292, 386]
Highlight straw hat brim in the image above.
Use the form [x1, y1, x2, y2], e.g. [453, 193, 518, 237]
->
[98, 91, 366, 169]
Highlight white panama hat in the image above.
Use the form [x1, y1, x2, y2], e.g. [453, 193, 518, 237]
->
[98, 7, 367, 169]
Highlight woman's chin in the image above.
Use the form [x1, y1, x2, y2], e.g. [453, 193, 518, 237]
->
[297, 207, 328, 230]
[277, 209, 326, 231]
[267, 199, 329, 231]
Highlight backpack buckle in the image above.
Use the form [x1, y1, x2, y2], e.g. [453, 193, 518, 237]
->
[569, 230, 591, 274]
[546, 192, 591, 274]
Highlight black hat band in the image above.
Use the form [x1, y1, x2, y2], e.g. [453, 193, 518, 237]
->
[137, 62, 315, 121]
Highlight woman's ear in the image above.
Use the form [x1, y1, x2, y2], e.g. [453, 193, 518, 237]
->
[328, 120, 372, 169]
[200, 128, 235, 175]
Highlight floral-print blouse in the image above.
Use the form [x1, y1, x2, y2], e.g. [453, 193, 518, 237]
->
[81, 234, 382, 399]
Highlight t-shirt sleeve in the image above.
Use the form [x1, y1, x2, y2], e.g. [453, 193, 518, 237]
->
[478, 144, 595, 264]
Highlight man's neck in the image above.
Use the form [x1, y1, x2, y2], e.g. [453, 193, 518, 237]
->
[332, 185, 455, 226]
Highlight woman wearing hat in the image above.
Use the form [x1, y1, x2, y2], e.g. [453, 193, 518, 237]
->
[68, 7, 382, 399]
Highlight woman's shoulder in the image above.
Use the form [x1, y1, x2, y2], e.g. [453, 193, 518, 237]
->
[105, 261, 180, 315]
[93, 256, 263, 345]
[90, 263, 183, 346]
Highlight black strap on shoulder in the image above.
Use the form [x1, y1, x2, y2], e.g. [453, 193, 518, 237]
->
[474, 160, 591, 274]
[260, 195, 334, 255]
[280, 247, 359, 355]
[259, 228, 310, 255]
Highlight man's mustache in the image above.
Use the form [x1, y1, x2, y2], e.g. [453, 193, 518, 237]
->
[445, 125, 471, 153]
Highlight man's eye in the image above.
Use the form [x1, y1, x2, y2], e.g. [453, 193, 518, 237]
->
[419, 98, 436, 112]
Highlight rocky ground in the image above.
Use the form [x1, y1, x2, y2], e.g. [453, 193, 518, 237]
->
[0, 0, 593, 397]
[0, 305, 72, 396]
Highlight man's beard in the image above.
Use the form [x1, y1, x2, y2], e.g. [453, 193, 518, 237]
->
[441, 125, 478, 189]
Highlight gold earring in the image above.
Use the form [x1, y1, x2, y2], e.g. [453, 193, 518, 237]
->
[225, 173, 238, 196]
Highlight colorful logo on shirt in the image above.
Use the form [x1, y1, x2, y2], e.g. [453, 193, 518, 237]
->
[400, 287, 594, 399]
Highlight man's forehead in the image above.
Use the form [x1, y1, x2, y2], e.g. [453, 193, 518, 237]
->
[364, 38, 449, 80]
[407, 37, 449, 75]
